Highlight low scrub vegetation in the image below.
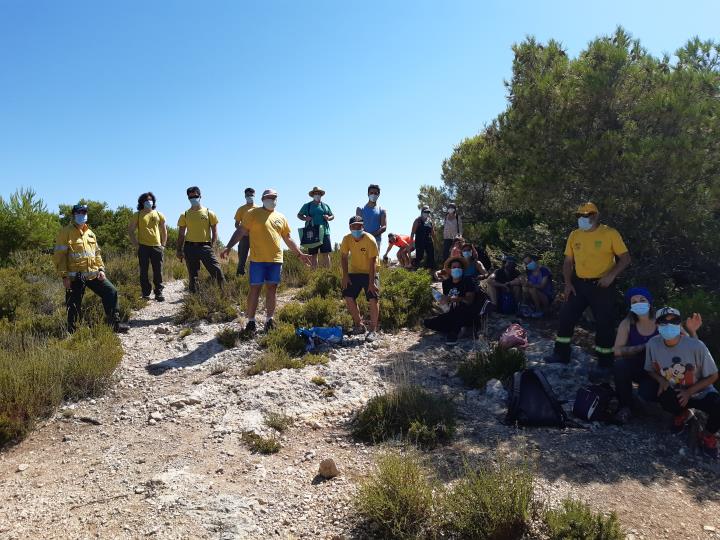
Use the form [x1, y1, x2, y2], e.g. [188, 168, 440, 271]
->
[175, 273, 247, 324]
[276, 296, 352, 330]
[379, 269, 433, 331]
[258, 322, 307, 356]
[458, 346, 527, 389]
[216, 326, 239, 348]
[241, 431, 281, 454]
[544, 499, 623, 540]
[297, 268, 343, 300]
[264, 412, 293, 433]
[247, 348, 328, 376]
[352, 385, 456, 447]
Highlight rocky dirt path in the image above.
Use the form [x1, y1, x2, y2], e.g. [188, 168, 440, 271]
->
[1, 280, 720, 539]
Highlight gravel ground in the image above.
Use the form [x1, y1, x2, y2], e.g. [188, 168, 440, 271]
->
[1, 279, 720, 539]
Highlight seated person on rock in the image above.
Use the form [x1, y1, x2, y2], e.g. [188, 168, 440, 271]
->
[643, 307, 717, 459]
[382, 233, 415, 269]
[521, 255, 554, 318]
[435, 241, 488, 283]
[613, 289, 700, 424]
[423, 257, 478, 346]
[485, 255, 522, 312]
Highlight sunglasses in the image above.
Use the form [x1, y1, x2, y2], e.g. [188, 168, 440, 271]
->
[576, 212, 597, 218]
[657, 317, 682, 325]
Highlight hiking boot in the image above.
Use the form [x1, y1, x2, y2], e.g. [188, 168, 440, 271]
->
[352, 324, 367, 336]
[543, 353, 570, 365]
[263, 318, 275, 333]
[113, 322, 130, 334]
[244, 320, 257, 337]
[700, 432, 719, 460]
[671, 409, 693, 435]
[365, 331, 379, 343]
[615, 406, 632, 425]
[445, 332, 458, 347]
[155, 293, 165, 302]
[142, 294, 151, 300]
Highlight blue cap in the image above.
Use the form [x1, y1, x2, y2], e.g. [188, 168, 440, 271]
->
[71, 204, 88, 214]
[625, 286, 653, 304]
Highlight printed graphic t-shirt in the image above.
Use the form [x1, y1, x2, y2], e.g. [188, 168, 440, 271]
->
[242, 207, 291, 263]
[340, 232, 379, 274]
[564, 225, 628, 279]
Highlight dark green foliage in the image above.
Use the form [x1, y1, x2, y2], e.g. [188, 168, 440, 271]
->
[458, 346, 527, 388]
[352, 386, 456, 447]
[379, 269, 433, 331]
[297, 269, 342, 300]
[0, 189, 60, 264]
[259, 322, 307, 356]
[276, 296, 352, 329]
[436, 29, 720, 292]
[241, 431, 281, 454]
[355, 453, 436, 540]
[668, 288, 720, 361]
[281, 250, 313, 288]
[544, 499, 623, 540]
[440, 460, 534, 540]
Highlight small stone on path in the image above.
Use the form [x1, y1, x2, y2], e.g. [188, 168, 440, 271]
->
[318, 458, 339, 479]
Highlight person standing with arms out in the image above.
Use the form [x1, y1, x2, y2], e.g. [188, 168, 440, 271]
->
[54, 203, 129, 333]
[356, 184, 387, 251]
[298, 186, 334, 269]
[176, 186, 225, 293]
[340, 216, 380, 342]
[234, 187, 257, 276]
[442, 203, 462, 261]
[544, 202, 631, 378]
[221, 189, 311, 335]
[128, 192, 167, 301]
[411, 206, 436, 270]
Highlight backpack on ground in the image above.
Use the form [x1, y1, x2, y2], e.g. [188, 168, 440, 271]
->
[572, 383, 619, 422]
[296, 326, 343, 351]
[505, 368, 568, 428]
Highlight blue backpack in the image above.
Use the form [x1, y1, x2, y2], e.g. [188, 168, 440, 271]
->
[296, 326, 343, 351]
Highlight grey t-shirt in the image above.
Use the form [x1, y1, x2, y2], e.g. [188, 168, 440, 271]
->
[645, 335, 718, 399]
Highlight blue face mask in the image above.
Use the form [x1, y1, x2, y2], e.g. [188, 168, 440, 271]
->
[526, 261, 538, 271]
[658, 324, 682, 340]
[578, 216, 593, 230]
[143, 200, 153, 210]
[74, 213, 88, 225]
[189, 197, 201, 207]
[630, 302, 650, 316]
[351, 229, 363, 239]
[450, 268, 463, 279]
[462, 251, 472, 258]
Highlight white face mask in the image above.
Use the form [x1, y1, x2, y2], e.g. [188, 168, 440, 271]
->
[368, 194, 378, 203]
[189, 197, 201, 207]
[313, 195, 322, 202]
[74, 213, 88, 225]
[246, 196, 254, 204]
[448, 208, 455, 214]
[143, 200, 153, 210]
[263, 198, 277, 210]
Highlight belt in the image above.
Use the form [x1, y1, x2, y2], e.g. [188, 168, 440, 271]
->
[68, 271, 99, 279]
[184, 241, 211, 246]
[574, 276, 600, 283]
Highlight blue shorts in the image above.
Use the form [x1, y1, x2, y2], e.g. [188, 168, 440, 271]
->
[249, 262, 282, 286]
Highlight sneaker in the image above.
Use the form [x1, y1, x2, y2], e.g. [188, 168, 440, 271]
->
[155, 293, 165, 302]
[142, 295, 151, 300]
[615, 406, 632, 425]
[671, 410, 693, 435]
[365, 331, 378, 343]
[352, 324, 367, 336]
[263, 318, 275, 333]
[113, 322, 130, 334]
[700, 432, 719, 460]
[244, 320, 257, 337]
[445, 333, 458, 347]
[543, 354, 570, 365]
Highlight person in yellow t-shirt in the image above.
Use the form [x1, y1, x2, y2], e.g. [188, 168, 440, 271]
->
[176, 186, 225, 293]
[340, 215, 380, 342]
[545, 202, 631, 378]
[221, 189, 311, 335]
[128, 192, 167, 301]
[233, 187, 258, 276]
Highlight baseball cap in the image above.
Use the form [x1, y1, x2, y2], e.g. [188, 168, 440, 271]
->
[655, 307, 682, 325]
[421, 206, 431, 212]
[261, 189, 278, 199]
[576, 202, 599, 215]
[244, 187, 255, 195]
[72, 204, 88, 214]
[349, 215, 364, 225]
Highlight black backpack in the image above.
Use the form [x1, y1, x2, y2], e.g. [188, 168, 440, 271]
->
[572, 383, 619, 422]
[505, 368, 568, 428]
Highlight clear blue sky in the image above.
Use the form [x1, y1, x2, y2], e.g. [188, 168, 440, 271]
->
[1, 0, 718, 243]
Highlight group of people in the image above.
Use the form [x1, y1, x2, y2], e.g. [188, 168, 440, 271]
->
[53, 192, 718, 459]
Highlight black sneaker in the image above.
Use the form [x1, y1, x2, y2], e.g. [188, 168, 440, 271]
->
[113, 322, 130, 334]
[155, 293, 165, 302]
[445, 333, 458, 347]
[142, 295, 151, 300]
[244, 320, 257, 336]
[264, 318, 276, 333]
[543, 353, 570, 364]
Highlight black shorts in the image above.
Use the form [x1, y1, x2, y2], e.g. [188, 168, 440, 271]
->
[308, 234, 332, 254]
[342, 273, 380, 300]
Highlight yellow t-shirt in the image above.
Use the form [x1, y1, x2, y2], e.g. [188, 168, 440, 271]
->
[564, 224, 629, 279]
[340, 232, 379, 274]
[242, 208, 291, 263]
[234, 203, 258, 224]
[133, 210, 166, 246]
[177, 208, 219, 243]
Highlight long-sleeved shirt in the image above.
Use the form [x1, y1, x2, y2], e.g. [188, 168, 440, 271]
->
[53, 223, 105, 278]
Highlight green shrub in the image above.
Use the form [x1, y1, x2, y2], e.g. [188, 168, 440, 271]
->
[311, 375, 327, 386]
[259, 322, 306, 356]
[355, 453, 436, 540]
[440, 460, 534, 540]
[297, 269, 342, 300]
[668, 287, 720, 360]
[247, 347, 328, 376]
[264, 412, 293, 432]
[379, 268, 433, 331]
[282, 250, 313, 288]
[352, 385, 456, 447]
[544, 499, 623, 540]
[216, 326, 238, 348]
[303, 353, 329, 366]
[276, 297, 353, 329]
[175, 274, 247, 324]
[458, 346, 527, 389]
[241, 431, 281, 454]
